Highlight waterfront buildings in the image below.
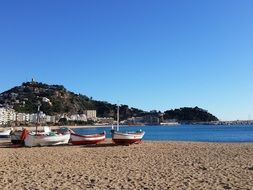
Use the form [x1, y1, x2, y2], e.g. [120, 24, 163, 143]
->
[69, 114, 87, 122]
[16, 113, 29, 123]
[0, 107, 97, 126]
[0, 107, 16, 125]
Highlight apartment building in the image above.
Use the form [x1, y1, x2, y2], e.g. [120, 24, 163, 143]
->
[84, 110, 97, 120]
[0, 107, 16, 125]
[16, 113, 29, 123]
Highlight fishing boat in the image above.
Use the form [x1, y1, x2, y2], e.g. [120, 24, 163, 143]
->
[0, 129, 11, 138]
[23, 102, 70, 147]
[111, 105, 145, 145]
[10, 126, 51, 145]
[24, 131, 70, 147]
[111, 130, 145, 145]
[70, 131, 106, 145]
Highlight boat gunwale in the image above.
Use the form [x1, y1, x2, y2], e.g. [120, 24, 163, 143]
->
[112, 131, 145, 136]
[71, 132, 106, 138]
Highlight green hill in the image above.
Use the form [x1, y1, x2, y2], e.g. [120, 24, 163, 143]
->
[0, 81, 219, 123]
[0, 81, 144, 120]
[164, 107, 219, 122]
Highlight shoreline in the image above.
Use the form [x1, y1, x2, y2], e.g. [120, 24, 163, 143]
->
[1, 123, 253, 131]
[0, 123, 219, 131]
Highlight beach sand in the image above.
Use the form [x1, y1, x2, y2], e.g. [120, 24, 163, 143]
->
[0, 140, 252, 190]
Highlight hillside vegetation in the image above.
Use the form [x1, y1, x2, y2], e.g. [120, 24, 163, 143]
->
[0, 81, 219, 122]
[0, 81, 144, 120]
[164, 107, 218, 122]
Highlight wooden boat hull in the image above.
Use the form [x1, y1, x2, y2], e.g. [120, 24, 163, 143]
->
[24, 133, 70, 147]
[111, 130, 145, 145]
[70, 132, 106, 145]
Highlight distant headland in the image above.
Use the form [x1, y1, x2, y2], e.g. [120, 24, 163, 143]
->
[0, 80, 219, 126]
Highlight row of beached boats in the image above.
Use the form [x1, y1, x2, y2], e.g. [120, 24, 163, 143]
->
[0, 105, 145, 147]
[0, 126, 145, 147]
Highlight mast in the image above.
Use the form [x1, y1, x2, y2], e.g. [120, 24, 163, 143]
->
[117, 104, 119, 131]
[36, 101, 41, 135]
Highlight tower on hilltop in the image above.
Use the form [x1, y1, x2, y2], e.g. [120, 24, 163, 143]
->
[31, 78, 36, 83]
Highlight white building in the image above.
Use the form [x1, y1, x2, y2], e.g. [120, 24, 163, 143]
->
[0, 107, 16, 125]
[29, 113, 38, 123]
[0, 108, 7, 125]
[97, 117, 114, 124]
[42, 97, 50, 103]
[28, 112, 55, 124]
[70, 114, 78, 121]
[84, 110, 97, 120]
[79, 114, 87, 121]
[69, 114, 87, 122]
[16, 113, 29, 123]
[46, 115, 56, 123]
[0, 107, 57, 125]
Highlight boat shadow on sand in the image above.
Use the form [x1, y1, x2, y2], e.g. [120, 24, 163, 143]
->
[79, 142, 118, 148]
[0, 138, 143, 148]
[0, 141, 24, 148]
[0, 141, 125, 148]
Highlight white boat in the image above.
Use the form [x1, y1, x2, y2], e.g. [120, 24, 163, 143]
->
[0, 129, 11, 138]
[24, 131, 70, 147]
[11, 126, 51, 145]
[111, 130, 145, 145]
[70, 131, 106, 145]
[111, 105, 145, 145]
[23, 103, 70, 147]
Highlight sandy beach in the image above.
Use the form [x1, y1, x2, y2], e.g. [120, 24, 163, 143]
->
[0, 140, 252, 190]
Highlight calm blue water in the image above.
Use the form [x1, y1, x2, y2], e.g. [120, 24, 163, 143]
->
[73, 125, 253, 143]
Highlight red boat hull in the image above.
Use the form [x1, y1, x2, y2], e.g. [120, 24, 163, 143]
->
[111, 130, 145, 145]
[70, 132, 106, 145]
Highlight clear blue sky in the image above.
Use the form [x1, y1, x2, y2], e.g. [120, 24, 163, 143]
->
[0, 0, 253, 120]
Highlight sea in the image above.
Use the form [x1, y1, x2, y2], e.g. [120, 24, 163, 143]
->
[73, 124, 253, 143]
